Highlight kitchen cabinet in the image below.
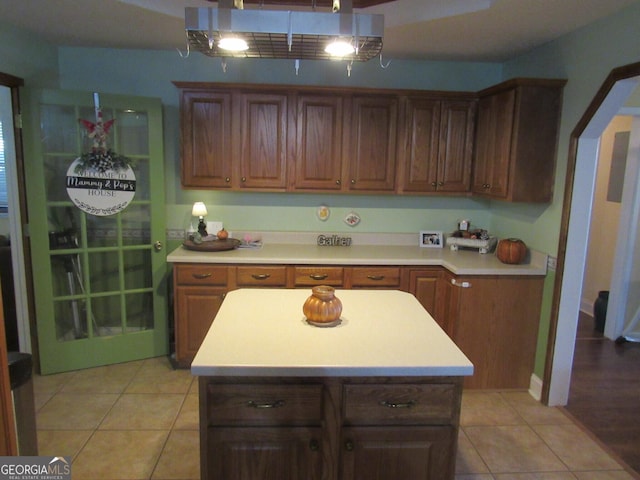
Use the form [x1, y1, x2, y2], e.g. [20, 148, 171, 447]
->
[407, 268, 452, 335]
[291, 93, 345, 191]
[350, 266, 401, 288]
[472, 79, 566, 202]
[346, 95, 399, 192]
[179, 89, 233, 188]
[200, 376, 462, 480]
[399, 97, 476, 194]
[173, 265, 229, 367]
[238, 91, 288, 190]
[448, 275, 544, 389]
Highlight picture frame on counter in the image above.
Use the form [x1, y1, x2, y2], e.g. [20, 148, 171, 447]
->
[420, 231, 443, 248]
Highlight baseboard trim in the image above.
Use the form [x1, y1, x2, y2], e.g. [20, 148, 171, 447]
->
[529, 373, 543, 401]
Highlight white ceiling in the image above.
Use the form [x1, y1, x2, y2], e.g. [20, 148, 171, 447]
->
[0, 0, 637, 61]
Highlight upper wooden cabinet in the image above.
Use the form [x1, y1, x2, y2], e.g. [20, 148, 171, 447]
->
[176, 80, 565, 200]
[471, 79, 566, 202]
[398, 97, 476, 194]
[346, 95, 399, 192]
[179, 89, 233, 189]
[290, 93, 344, 191]
[238, 92, 288, 190]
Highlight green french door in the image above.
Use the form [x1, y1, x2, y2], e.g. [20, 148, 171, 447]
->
[23, 89, 167, 374]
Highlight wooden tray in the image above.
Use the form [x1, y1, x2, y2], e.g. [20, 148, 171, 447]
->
[182, 238, 241, 252]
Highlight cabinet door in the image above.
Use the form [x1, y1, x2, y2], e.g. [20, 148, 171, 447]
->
[399, 97, 441, 193]
[180, 90, 233, 188]
[340, 426, 456, 480]
[437, 100, 475, 192]
[347, 96, 398, 192]
[407, 268, 451, 334]
[206, 426, 323, 480]
[450, 275, 543, 389]
[471, 90, 515, 198]
[174, 286, 226, 366]
[239, 92, 288, 190]
[293, 94, 344, 190]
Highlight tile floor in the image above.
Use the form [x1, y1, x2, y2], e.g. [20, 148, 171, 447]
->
[33, 356, 639, 480]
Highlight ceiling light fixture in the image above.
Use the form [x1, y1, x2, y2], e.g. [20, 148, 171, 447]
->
[217, 36, 249, 52]
[184, 0, 383, 62]
[325, 39, 356, 57]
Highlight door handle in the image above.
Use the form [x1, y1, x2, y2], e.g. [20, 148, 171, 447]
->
[154, 241, 163, 251]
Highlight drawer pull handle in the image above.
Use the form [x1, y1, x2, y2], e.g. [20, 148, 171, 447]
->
[309, 274, 329, 280]
[380, 400, 416, 409]
[345, 440, 354, 451]
[309, 439, 320, 451]
[247, 400, 285, 409]
[367, 275, 385, 281]
[251, 274, 271, 280]
[192, 273, 212, 279]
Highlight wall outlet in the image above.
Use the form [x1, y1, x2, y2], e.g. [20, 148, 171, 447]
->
[207, 221, 223, 234]
[547, 256, 557, 270]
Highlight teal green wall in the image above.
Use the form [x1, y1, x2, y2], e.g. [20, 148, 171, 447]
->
[3, 1, 640, 382]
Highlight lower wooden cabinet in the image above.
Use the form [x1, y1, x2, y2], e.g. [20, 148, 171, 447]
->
[340, 426, 455, 480]
[173, 263, 544, 389]
[448, 275, 544, 389]
[199, 376, 463, 480]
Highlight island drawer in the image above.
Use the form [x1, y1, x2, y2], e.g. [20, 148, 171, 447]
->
[236, 266, 287, 286]
[206, 384, 324, 426]
[294, 266, 344, 286]
[175, 264, 228, 286]
[351, 267, 401, 287]
[343, 383, 458, 425]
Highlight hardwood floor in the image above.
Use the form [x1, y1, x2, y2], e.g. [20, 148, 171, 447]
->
[564, 311, 640, 473]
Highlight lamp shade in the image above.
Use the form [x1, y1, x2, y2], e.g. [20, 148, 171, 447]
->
[192, 202, 208, 217]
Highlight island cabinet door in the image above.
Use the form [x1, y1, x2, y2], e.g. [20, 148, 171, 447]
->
[205, 426, 324, 480]
[339, 426, 456, 480]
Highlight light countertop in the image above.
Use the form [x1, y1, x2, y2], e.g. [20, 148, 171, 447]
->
[191, 289, 474, 378]
[168, 232, 547, 276]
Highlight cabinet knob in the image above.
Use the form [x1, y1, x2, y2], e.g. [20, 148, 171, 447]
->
[336, 179, 341, 185]
[225, 177, 230, 183]
[431, 182, 437, 187]
[345, 440, 354, 451]
[241, 177, 247, 183]
[309, 439, 320, 451]
[438, 181, 444, 186]
[350, 179, 356, 185]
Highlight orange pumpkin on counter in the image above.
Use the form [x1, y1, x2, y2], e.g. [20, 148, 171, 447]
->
[496, 238, 528, 264]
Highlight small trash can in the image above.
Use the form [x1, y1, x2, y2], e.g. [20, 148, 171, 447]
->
[593, 290, 609, 333]
[8, 352, 38, 455]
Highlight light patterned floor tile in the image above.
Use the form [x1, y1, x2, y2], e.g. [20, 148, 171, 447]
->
[60, 361, 143, 394]
[100, 394, 184, 430]
[461, 391, 526, 426]
[173, 394, 198, 430]
[151, 430, 200, 479]
[72, 430, 168, 479]
[464, 425, 568, 473]
[457, 429, 490, 474]
[500, 392, 573, 426]
[533, 424, 626, 471]
[37, 430, 93, 460]
[37, 393, 119, 430]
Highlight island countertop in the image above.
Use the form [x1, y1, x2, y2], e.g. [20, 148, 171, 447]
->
[167, 235, 547, 276]
[191, 288, 474, 378]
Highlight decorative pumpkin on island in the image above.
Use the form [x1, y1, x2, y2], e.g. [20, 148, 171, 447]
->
[496, 238, 528, 264]
[303, 286, 343, 327]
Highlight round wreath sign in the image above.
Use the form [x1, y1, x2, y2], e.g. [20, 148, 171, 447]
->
[66, 95, 136, 216]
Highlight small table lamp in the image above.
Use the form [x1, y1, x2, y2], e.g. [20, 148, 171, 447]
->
[192, 202, 208, 236]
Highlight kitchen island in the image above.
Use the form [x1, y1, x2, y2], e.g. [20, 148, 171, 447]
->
[193, 288, 473, 480]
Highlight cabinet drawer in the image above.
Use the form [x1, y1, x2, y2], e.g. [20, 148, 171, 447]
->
[175, 265, 228, 286]
[351, 267, 401, 287]
[294, 267, 344, 286]
[236, 266, 287, 286]
[207, 384, 323, 426]
[343, 384, 457, 425]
